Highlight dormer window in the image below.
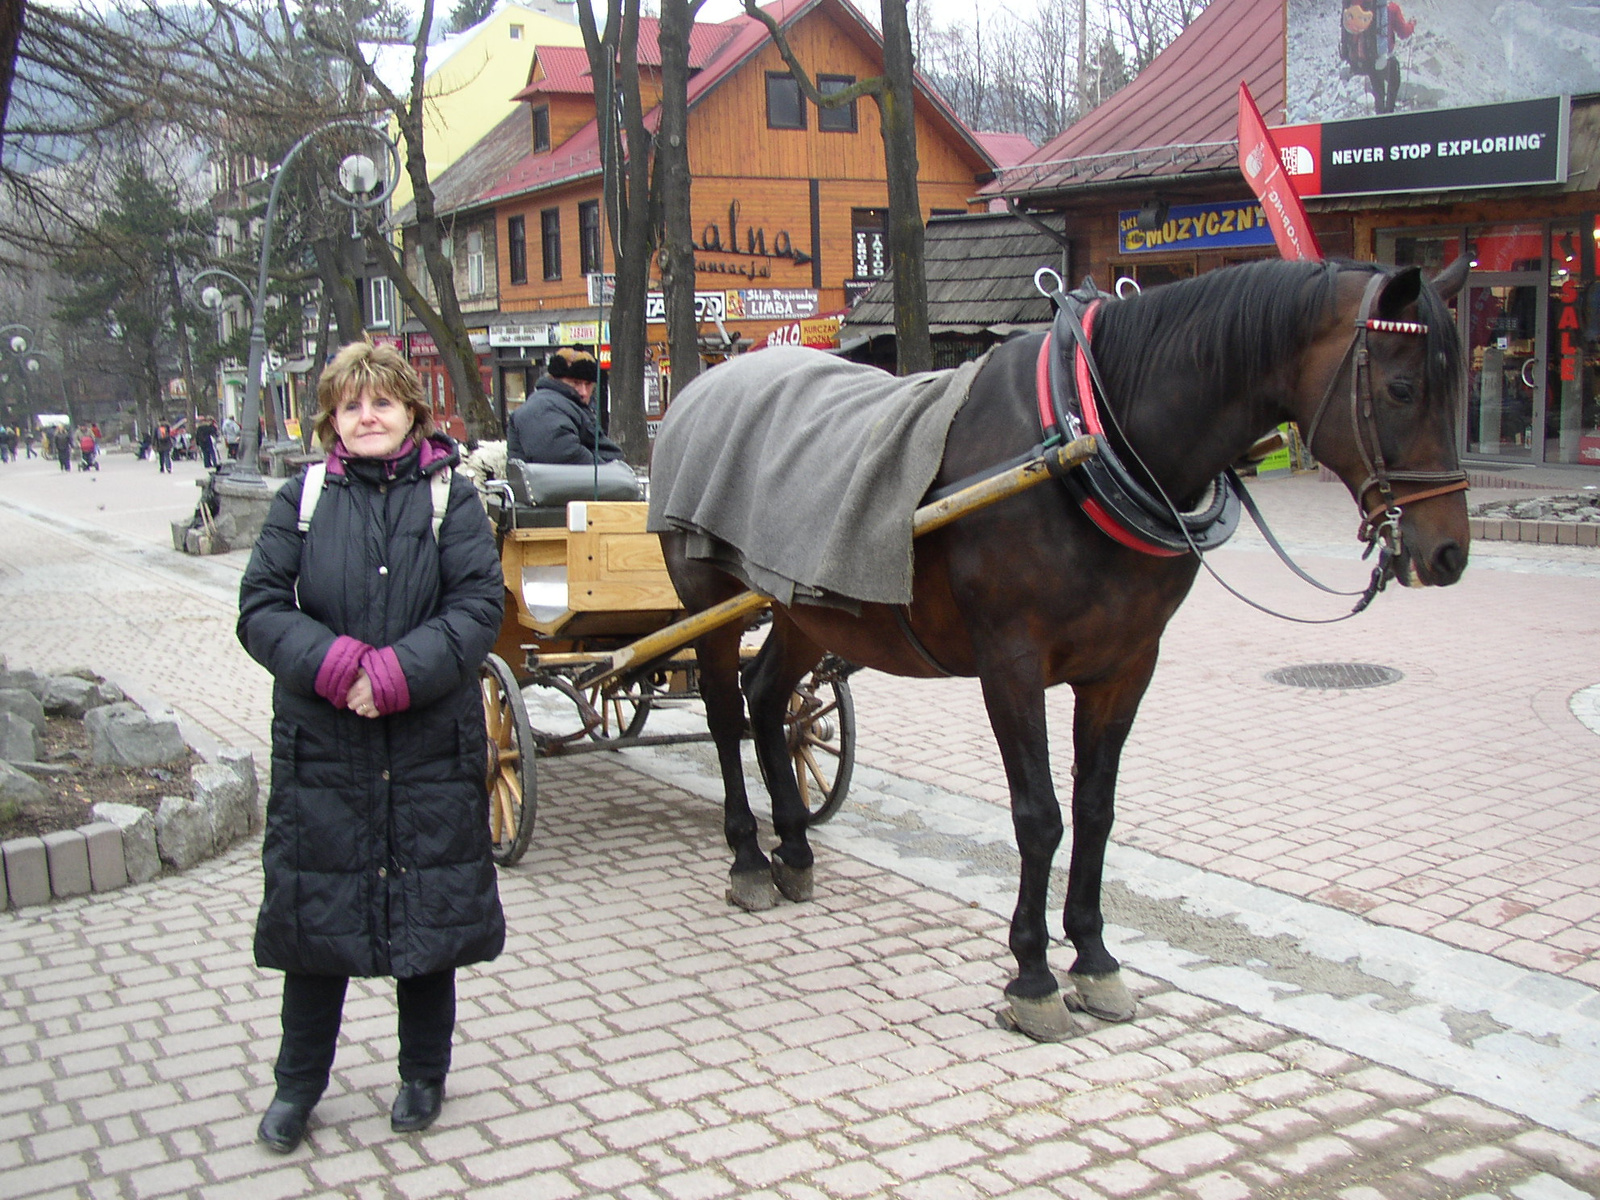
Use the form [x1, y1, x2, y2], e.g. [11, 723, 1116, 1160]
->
[532, 105, 551, 153]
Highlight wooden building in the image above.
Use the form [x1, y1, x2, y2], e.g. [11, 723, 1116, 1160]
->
[408, 0, 996, 428]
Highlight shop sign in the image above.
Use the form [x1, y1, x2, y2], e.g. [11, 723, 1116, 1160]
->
[1274, 96, 1568, 199]
[587, 273, 616, 306]
[468, 328, 490, 353]
[762, 311, 844, 350]
[408, 332, 438, 357]
[558, 321, 602, 343]
[370, 334, 403, 352]
[727, 289, 820, 321]
[696, 200, 813, 268]
[645, 292, 727, 324]
[490, 322, 556, 348]
[1117, 199, 1276, 255]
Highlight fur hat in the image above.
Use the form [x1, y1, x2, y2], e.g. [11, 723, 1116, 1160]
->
[548, 346, 598, 383]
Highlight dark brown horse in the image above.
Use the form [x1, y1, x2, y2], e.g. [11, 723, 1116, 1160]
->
[657, 257, 1470, 1041]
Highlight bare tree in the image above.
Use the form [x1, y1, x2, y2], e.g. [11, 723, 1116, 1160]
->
[656, 0, 707, 398]
[576, 0, 654, 461]
[744, 0, 932, 375]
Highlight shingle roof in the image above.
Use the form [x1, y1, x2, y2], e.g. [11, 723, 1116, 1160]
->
[985, 0, 1282, 200]
[842, 211, 1067, 335]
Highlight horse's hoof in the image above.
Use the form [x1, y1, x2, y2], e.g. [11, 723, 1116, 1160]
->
[1066, 970, 1137, 1022]
[727, 870, 779, 912]
[771, 860, 813, 903]
[995, 991, 1079, 1043]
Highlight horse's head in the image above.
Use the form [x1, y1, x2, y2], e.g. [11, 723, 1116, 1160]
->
[1297, 258, 1471, 587]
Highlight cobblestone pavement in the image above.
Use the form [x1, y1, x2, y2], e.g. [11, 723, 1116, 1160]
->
[2, 455, 1599, 1199]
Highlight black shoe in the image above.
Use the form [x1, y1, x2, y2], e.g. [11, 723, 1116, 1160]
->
[391, 1078, 445, 1132]
[257, 1097, 313, 1153]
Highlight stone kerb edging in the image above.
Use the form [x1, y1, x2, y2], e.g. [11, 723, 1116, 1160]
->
[0, 662, 260, 912]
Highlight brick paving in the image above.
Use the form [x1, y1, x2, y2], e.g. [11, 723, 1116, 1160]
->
[1, 455, 1599, 1198]
[849, 473, 1600, 986]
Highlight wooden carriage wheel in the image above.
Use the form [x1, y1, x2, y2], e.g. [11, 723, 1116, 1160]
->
[481, 654, 536, 866]
[786, 669, 855, 825]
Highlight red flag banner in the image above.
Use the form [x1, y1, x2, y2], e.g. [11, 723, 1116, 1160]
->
[1238, 82, 1323, 262]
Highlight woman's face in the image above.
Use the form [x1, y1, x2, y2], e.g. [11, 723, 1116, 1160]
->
[335, 385, 415, 458]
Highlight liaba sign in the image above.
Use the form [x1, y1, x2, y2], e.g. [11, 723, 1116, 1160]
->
[1274, 96, 1568, 199]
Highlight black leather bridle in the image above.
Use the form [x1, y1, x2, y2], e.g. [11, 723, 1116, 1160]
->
[1301, 270, 1470, 575]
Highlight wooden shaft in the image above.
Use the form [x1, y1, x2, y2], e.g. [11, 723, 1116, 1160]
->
[579, 435, 1097, 691]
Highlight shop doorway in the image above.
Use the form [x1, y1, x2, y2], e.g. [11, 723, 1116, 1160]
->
[1463, 277, 1544, 460]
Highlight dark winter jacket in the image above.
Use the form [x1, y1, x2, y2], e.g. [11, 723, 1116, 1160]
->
[506, 376, 624, 465]
[238, 433, 506, 979]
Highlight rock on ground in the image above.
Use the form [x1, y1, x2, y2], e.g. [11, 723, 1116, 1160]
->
[84, 702, 186, 767]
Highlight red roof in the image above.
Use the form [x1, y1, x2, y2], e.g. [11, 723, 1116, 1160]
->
[515, 46, 593, 98]
[974, 132, 1036, 169]
[485, 0, 990, 207]
[987, 0, 1283, 198]
[514, 16, 739, 101]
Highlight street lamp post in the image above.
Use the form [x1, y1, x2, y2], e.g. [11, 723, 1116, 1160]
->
[230, 119, 400, 484]
[0, 325, 39, 429]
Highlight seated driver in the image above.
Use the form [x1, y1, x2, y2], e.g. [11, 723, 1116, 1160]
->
[506, 346, 625, 466]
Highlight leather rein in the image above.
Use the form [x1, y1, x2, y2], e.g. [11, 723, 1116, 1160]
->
[1037, 267, 1468, 622]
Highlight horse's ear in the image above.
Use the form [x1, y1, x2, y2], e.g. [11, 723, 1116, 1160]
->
[1376, 266, 1424, 320]
[1428, 255, 1469, 302]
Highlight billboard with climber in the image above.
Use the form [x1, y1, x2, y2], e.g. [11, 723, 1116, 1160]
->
[1285, 0, 1600, 124]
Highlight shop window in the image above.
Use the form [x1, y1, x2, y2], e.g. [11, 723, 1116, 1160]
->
[852, 208, 888, 278]
[818, 75, 856, 132]
[1547, 221, 1600, 465]
[466, 230, 485, 296]
[766, 72, 805, 130]
[1379, 229, 1463, 270]
[579, 199, 602, 276]
[507, 215, 527, 285]
[1112, 260, 1195, 290]
[1468, 224, 1543, 273]
[532, 105, 551, 153]
[541, 208, 561, 281]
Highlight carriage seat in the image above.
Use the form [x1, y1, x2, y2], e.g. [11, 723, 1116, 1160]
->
[505, 459, 642, 527]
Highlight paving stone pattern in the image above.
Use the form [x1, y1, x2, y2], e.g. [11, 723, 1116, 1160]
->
[2, 457, 1599, 1197]
[3, 753, 1598, 1200]
[849, 476, 1600, 986]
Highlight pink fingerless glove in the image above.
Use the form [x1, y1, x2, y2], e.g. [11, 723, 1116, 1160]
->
[360, 646, 411, 715]
[315, 636, 371, 707]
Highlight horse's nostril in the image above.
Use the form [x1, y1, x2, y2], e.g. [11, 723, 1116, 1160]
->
[1433, 541, 1466, 583]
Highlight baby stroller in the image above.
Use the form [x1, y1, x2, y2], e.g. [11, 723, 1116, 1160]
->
[78, 434, 100, 471]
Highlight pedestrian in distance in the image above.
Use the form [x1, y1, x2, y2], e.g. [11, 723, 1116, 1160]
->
[77, 427, 98, 471]
[195, 417, 220, 470]
[54, 427, 72, 472]
[237, 341, 505, 1155]
[23, 426, 37, 458]
[154, 421, 174, 473]
[222, 413, 241, 460]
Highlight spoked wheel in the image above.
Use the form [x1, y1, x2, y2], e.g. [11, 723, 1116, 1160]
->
[481, 654, 536, 866]
[787, 667, 855, 825]
[587, 675, 657, 744]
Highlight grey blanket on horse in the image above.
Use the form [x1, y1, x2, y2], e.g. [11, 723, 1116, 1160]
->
[648, 346, 984, 608]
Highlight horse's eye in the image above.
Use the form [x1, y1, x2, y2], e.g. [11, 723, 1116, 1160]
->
[1388, 380, 1416, 404]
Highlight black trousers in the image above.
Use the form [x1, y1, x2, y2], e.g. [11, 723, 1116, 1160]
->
[272, 969, 455, 1105]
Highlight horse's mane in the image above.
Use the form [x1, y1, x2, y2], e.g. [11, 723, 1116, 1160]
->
[1093, 258, 1460, 411]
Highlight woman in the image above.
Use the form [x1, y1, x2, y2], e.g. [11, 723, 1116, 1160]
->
[238, 342, 505, 1153]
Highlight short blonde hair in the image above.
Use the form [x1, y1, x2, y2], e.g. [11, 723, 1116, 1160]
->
[313, 341, 435, 451]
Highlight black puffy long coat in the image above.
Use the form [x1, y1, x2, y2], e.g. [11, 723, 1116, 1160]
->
[238, 436, 506, 979]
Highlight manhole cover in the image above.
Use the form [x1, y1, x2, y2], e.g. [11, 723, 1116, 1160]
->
[1266, 662, 1403, 690]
